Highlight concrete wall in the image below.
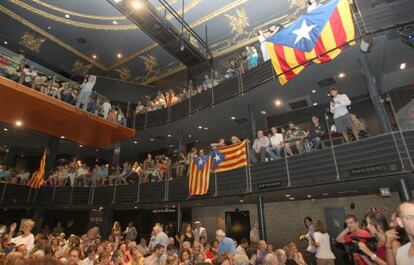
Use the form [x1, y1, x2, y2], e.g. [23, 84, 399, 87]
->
[192, 193, 401, 249]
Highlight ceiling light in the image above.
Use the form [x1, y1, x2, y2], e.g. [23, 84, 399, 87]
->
[285, 194, 290, 197]
[79, 145, 83, 148]
[3, 128, 8, 132]
[133, 140, 138, 144]
[167, 134, 171, 137]
[338, 72, 346, 78]
[134, 206, 138, 209]
[169, 145, 174, 148]
[204, 127, 208, 130]
[239, 199, 244, 203]
[260, 110, 267, 115]
[231, 116, 236, 120]
[289, 197, 295, 200]
[274, 99, 282, 106]
[3, 41, 7, 45]
[150, 138, 154, 141]
[313, 102, 318, 106]
[322, 192, 329, 196]
[96, 149, 99, 152]
[195, 139, 199, 142]
[65, 14, 70, 19]
[400, 63, 407, 70]
[112, 20, 118, 25]
[60, 136, 65, 139]
[15, 120, 22, 127]
[311, 198, 316, 202]
[198, 126, 202, 129]
[47, 26, 51, 30]
[307, 195, 312, 198]
[188, 134, 192, 138]
[92, 54, 97, 59]
[131, 1, 144, 9]
[117, 53, 122, 58]
[311, 89, 316, 93]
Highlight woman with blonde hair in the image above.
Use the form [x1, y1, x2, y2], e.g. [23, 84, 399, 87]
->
[312, 220, 335, 265]
[7, 219, 35, 254]
[284, 243, 307, 265]
[112, 221, 122, 250]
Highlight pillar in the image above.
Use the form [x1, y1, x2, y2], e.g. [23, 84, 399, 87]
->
[248, 104, 257, 141]
[359, 56, 392, 133]
[398, 178, 412, 202]
[257, 196, 267, 241]
[112, 144, 121, 172]
[45, 138, 59, 178]
[177, 203, 182, 233]
[32, 206, 45, 234]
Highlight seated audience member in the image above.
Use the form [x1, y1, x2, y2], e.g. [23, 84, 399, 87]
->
[7, 220, 35, 253]
[351, 113, 369, 138]
[87, 98, 98, 115]
[266, 127, 292, 159]
[102, 100, 112, 119]
[285, 122, 306, 154]
[202, 74, 213, 90]
[143, 154, 156, 182]
[329, 87, 359, 143]
[225, 59, 239, 79]
[308, 115, 326, 149]
[213, 70, 223, 86]
[396, 201, 414, 265]
[174, 152, 187, 179]
[253, 130, 271, 162]
[284, 242, 306, 265]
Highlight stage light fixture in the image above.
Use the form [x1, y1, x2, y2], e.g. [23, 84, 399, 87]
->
[311, 89, 316, 93]
[313, 102, 318, 106]
[79, 145, 83, 148]
[47, 26, 52, 30]
[289, 197, 295, 200]
[285, 194, 290, 197]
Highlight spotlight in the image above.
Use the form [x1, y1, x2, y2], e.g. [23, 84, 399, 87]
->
[231, 116, 236, 120]
[65, 14, 70, 19]
[113, 21, 118, 25]
[92, 54, 97, 59]
[60, 136, 65, 139]
[260, 110, 267, 115]
[274, 99, 281, 107]
[15, 120, 22, 127]
[3, 128, 8, 131]
[3, 41, 8, 45]
[285, 194, 290, 197]
[311, 89, 316, 93]
[198, 126, 202, 129]
[95, 149, 99, 152]
[204, 127, 208, 130]
[400, 63, 407, 70]
[167, 134, 171, 137]
[150, 138, 155, 141]
[117, 53, 122, 58]
[338, 72, 346, 78]
[133, 141, 138, 144]
[131, 1, 144, 9]
[289, 197, 295, 200]
[79, 145, 83, 148]
[188, 134, 192, 138]
[47, 26, 52, 30]
[313, 102, 318, 106]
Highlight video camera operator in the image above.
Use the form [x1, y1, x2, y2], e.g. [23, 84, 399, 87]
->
[336, 215, 387, 265]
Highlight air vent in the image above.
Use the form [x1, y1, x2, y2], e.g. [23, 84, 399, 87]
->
[235, 118, 247, 124]
[76, 37, 87, 44]
[317, 77, 336, 88]
[289, 100, 308, 110]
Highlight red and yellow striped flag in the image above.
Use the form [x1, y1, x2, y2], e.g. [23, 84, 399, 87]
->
[211, 141, 248, 173]
[28, 150, 46, 189]
[189, 155, 211, 196]
[266, 0, 355, 85]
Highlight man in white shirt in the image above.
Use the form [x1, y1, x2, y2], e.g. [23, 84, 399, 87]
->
[250, 222, 260, 245]
[193, 221, 207, 242]
[149, 223, 168, 251]
[266, 127, 286, 159]
[253, 130, 271, 162]
[329, 87, 359, 143]
[21, 65, 37, 89]
[81, 246, 97, 265]
[396, 201, 414, 265]
[76, 75, 96, 111]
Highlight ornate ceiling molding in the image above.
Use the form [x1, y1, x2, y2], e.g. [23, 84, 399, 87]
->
[107, 0, 250, 69]
[0, 4, 108, 70]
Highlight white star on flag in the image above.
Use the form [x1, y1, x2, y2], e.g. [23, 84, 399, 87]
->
[214, 154, 221, 161]
[198, 159, 203, 165]
[292, 20, 316, 45]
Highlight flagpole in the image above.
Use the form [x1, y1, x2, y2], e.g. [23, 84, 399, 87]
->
[245, 141, 252, 193]
[213, 172, 217, 197]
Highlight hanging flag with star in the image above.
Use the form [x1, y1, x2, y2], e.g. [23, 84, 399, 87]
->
[211, 141, 248, 173]
[189, 155, 212, 196]
[265, 0, 355, 85]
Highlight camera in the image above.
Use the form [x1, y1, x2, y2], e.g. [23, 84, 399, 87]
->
[345, 236, 377, 255]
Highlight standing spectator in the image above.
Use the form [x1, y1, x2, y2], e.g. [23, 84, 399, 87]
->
[52, 222, 64, 237]
[216, 229, 236, 256]
[250, 222, 260, 245]
[236, 238, 249, 255]
[112, 222, 122, 250]
[124, 222, 138, 242]
[149, 223, 168, 251]
[300, 217, 316, 265]
[396, 201, 414, 265]
[179, 224, 194, 247]
[193, 221, 207, 242]
[102, 100, 111, 119]
[76, 75, 97, 111]
[308, 116, 326, 150]
[20, 65, 37, 89]
[253, 130, 271, 162]
[256, 240, 268, 265]
[311, 220, 335, 265]
[138, 238, 149, 256]
[329, 87, 359, 143]
[257, 30, 270, 62]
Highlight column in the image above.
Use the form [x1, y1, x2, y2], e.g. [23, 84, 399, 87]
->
[359, 56, 392, 133]
[248, 104, 257, 141]
[112, 144, 121, 173]
[32, 206, 45, 234]
[45, 138, 59, 179]
[398, 178, 412, 202]
[257, 196, 267, 241]
[176, 203, 182, 233]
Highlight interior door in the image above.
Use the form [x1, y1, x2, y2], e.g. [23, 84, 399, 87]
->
[225, 210, 251, 244]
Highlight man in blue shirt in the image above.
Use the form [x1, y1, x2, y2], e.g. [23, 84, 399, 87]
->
[216, 229, 236, 256]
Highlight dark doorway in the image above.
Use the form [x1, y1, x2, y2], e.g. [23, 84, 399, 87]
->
[324, 207, 350, 265]
[225, 210, 250, 244]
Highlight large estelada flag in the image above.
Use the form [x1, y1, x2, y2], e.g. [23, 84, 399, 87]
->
[28, 149, 46, 189]
[189, 155, 212, 196]
[211, 141, 248, 173]
[265, 0, 355, 85]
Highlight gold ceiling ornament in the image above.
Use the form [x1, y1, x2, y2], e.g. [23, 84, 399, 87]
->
[19, 31, 46, 52]
[9, 0, 137, 30]
[114, 66, 132, 81]
[72, 60, 93, 76]
[224, 7, 250, 41]
[0, 4, 108, 70]
[135, 54, 160, 83]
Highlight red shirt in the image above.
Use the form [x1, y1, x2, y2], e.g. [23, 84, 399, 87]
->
[344, 229, 372, 265]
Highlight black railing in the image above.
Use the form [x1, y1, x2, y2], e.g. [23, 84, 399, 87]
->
[131, 61, 274, 129]
[1, 130, 413, 207]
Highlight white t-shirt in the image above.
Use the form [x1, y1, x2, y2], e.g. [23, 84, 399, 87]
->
[270, 134, 284, 146]
[10, 233, 35, 253]
[23, 68, 37, 83]
[314, 232, 335, 259]
[396, 242, 414, 265]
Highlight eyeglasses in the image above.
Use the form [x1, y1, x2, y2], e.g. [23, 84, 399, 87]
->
[401, 215, 414, 221]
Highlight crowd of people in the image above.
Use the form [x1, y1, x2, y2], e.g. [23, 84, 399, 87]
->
[0, 54, 128, 126]
[0, 200, 414, 265]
